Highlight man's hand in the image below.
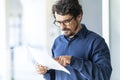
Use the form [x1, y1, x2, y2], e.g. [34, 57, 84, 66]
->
[35, 63, 47, 75]
[55, 56, 71, 67]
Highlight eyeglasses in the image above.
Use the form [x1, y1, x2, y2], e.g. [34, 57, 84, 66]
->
[54, 17, 74, 27]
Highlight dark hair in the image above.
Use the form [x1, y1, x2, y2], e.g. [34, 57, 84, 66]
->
[52, 0, 83, 18]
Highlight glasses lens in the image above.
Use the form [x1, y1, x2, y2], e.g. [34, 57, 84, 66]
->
[54, 21, 60, 27]
[54, 17, 73, 27]
[64, 21, 70, 26]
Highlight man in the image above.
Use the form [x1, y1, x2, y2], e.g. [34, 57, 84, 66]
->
[36, 0, 112, 80]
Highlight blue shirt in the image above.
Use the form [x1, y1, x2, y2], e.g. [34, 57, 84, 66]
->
[44, 24, 112, 80]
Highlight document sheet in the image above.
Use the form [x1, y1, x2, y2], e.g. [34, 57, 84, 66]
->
[27, 46, 70, 74]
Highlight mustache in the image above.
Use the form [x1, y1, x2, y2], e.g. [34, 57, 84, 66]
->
[62, 28, 70, 31]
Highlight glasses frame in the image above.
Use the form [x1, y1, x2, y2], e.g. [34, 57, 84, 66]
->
[54, 16, 74, 27]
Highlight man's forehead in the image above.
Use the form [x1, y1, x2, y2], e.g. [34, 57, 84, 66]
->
[55, 12, 72, 20]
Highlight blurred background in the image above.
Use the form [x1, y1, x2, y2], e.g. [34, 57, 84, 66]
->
[0, 0, 120, 80]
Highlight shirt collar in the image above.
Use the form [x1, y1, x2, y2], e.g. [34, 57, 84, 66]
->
[75, 24, 88, 39]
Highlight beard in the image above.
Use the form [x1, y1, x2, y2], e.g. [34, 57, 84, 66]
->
[62, 24, 78, 37]
[62, 29, 75, 37]
[62, 21, 79, 37]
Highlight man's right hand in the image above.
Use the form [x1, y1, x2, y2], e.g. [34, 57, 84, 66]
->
[36, 63, 47, 75]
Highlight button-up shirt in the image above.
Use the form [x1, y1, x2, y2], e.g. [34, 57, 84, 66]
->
[44, 24, 112, 80]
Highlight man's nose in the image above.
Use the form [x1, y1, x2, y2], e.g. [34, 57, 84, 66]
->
[60, 23, 66, 30]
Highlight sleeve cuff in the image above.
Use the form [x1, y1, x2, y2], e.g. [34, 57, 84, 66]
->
[70, 56, 83, 71]
[70, 56, 75, 66]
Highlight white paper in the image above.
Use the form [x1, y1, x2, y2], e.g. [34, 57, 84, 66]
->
[26, 46, 70, 74]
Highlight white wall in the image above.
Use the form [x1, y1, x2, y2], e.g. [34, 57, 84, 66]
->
[110, 0, 120, 80]
[80, 0, 102, 35]
[0, 0, 11, 80]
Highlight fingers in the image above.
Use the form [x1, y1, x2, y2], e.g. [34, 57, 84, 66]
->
[36, 64, 47, 75]
[55, 56, 71, 67]
[57, 56, 64, 66]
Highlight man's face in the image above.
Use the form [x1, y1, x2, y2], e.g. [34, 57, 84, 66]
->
[54, 12, 81, 37]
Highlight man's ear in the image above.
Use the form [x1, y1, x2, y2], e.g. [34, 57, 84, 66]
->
[77, 14, 83, 22]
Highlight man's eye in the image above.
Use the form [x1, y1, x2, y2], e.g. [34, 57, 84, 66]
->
[64, 20, 70, 23]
